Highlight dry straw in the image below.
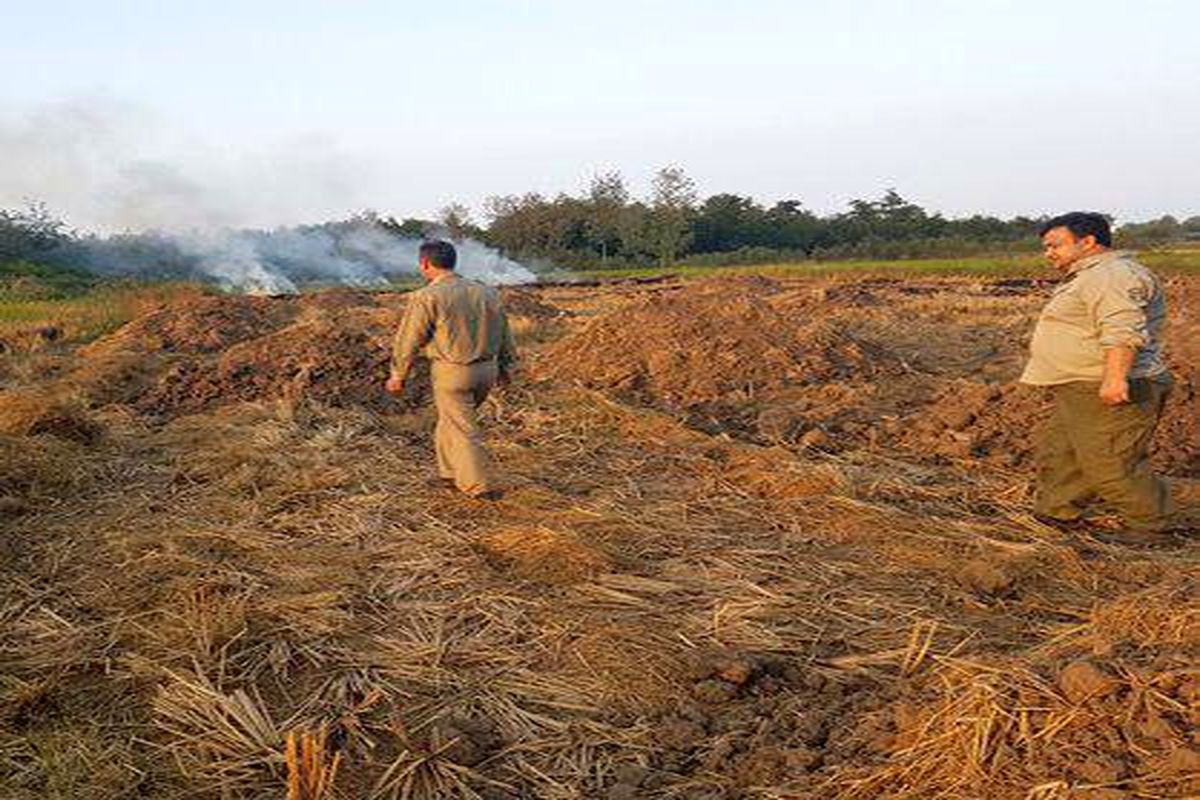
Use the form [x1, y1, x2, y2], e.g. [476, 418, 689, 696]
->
[1, 274, 1196, 799]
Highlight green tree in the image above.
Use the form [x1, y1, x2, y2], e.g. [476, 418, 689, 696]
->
[1117, 215, 1182, 246]
[646, 166, 697, 267]
[765, 200, 822, 253]
[690, 194, 766, 252]
[584, 171, 630, 265]
[438, 203, 479, 241]
[0, 202, 70, 262]
[484, 192, 592, 264]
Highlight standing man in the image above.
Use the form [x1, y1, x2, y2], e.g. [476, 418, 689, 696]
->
[387, 240, 517, 500]
[1020, 212, 1175, 543]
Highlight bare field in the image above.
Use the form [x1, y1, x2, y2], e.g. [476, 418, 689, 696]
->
[1, 270, 1198, 799]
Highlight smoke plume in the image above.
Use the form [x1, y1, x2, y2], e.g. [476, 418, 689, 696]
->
[1, 97, 536, 289]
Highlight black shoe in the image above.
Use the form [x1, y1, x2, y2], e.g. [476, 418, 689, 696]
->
[472, 489, 505, 502]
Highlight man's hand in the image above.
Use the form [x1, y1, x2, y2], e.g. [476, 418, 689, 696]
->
[1099, 346, 1135, 406]
[385, 374, 405, 396]
[1099, 376, 1129, 405]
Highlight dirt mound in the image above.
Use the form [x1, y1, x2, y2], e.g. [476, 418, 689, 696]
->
[894, 376, 1198, 475]
[294, 289, 380, 313]
[632, 655, 902, 798]
[546, 272, 1198, 473]
[499, 288, 568, 320]
[47, 294, 438, 419]
[892, 380, 1047, 465]
[1157, 277, 1200, 475]
[81, 294, 297, 358]
[132, 307, 415, 417]
[543, 278, 901, 432]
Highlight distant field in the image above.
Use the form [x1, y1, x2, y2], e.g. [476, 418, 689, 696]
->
[4, 248, 1198, 347]
[563, 248, 1200, 281]
[0, 282, 209, 345]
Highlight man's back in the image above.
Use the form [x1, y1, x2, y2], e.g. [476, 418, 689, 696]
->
[418, 275, 506, 364]
[393, 274, 516, 373]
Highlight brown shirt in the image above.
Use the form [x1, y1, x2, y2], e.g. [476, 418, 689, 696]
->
[391, 273, 517, 379]
[1020, 250, 1168, 386]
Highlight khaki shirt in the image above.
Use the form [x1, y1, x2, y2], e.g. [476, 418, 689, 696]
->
[391, 273, 517, 379]
[1020, 250, 1167, 386]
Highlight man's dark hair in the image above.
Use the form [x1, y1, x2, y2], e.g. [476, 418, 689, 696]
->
[1038, 212, 1112, 247]
[419, 239, 457, 270]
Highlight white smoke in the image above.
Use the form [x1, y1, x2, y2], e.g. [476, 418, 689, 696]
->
[173, 231, 301, 296]
[169, 227, 535, 295]
[1, 96, 537, 290]
[0, 97, 354, 231]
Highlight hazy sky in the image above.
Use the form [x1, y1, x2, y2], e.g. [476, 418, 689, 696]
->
[2, 0, 1198, 231]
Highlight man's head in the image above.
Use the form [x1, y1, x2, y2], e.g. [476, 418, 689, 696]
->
[1038, 212, 1112, 272]
[418, 239, 457, 281]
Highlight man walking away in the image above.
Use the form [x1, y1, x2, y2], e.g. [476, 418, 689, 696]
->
[1020, 211, 1175, 544]
[387, 240, 517, 499]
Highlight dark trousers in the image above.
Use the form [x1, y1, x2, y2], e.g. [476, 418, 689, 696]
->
[1034, 377, 1174, 531]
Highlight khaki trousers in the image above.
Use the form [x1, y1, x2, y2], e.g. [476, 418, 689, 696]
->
[431, 360, 498, 496]
[1034, 377, 1174, 531]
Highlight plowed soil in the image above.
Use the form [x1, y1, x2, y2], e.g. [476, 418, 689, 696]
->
[1, 271, 1197, 800]
[544, 274, 1198, 475]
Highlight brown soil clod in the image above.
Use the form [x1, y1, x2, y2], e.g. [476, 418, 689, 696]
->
[1057, 658, 1120, 704]
[955, 558, 1017, 597]
[692, 679, 741, 705]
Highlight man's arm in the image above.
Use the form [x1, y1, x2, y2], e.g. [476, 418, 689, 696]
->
[388, 293, 434, 393]
[496, 311, 518, 384]
[1100, 346, 1134, 405]
[1083, 265, 1153, 405]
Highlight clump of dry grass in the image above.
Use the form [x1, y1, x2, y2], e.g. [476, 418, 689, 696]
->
[0, 430, 97, 517]
[286, 727, 341, 800]
[1087, 581, 1200, 651]
[714, 445, 850, 499]
[0, 388, 102, 443]
[1034, 578, 1200, 659]
[0, 727, 153, 799]
[835, 654, 1200, 800]
[153, 668, 289, 794]
[476, 527, 615, 584]
[372, 729, 485, 800]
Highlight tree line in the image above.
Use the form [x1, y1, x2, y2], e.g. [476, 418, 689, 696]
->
[448, 168, 1200, 268]
[3, 168, 1199, 278]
